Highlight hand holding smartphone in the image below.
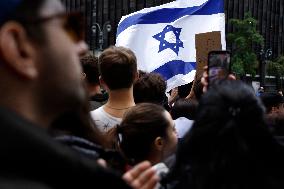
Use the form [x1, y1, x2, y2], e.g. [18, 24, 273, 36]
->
[208, 50, 231, 85]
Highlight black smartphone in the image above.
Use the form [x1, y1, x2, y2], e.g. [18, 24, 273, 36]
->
[208, 50, 231, 85]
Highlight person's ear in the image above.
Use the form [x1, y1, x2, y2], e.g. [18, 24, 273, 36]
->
[271, 106, 279, 113]
[81, 72, 86, 80]
[134, 71, 139, 81]
[0, 22, 38, 79]
[154, 137, 164, 151]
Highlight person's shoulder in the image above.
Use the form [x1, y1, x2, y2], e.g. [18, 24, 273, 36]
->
[90, 106, 105, 118]
[174, 117, 194, 138]
[91, 106, 104, 113]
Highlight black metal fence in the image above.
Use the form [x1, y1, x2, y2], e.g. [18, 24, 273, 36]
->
[61, 0, 284, 58]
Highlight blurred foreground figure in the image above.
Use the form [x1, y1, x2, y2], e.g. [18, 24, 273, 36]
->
[166, 80, 284, 189]
[0, 0, 157, 188]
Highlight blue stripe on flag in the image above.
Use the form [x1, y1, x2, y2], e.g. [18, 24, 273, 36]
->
[152, 60, 196, 80]
[117, 0, 224, 36]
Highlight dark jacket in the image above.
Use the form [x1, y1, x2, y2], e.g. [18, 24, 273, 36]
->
[54, 135, 127, 172]
[0, 107, 130, 188]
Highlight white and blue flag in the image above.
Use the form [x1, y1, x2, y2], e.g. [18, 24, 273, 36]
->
[116, 0, 226, 91]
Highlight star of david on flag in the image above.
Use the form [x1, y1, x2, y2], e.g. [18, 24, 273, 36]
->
[153, 25, 184, 56]
[116, 0, 226, 91]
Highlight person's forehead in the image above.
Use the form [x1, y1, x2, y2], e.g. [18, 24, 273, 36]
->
[40, 0, 65, 17]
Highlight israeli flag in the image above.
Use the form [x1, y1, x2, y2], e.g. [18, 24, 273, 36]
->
[116, 0, 226, 91]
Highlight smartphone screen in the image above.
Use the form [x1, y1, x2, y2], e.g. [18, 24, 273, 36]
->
[208, 51, 231, 84]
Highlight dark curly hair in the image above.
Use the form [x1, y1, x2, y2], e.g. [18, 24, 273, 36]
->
[81, 55, 99, 85]
[133, 72, 167, 105]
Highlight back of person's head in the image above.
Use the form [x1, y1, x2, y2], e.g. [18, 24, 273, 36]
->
[189, 80, 268, 156]
[170, 99, 197, 120]
[260, 92, 284, 113]
[178, 82, 193, 99]
[133, 72, 167, 105]
[108, 103, 177, 165]
[169, 80, 284, 189]
[99, 46, 137, 90]
[81, 55, 99, 85]
[266, 112, 284, 137]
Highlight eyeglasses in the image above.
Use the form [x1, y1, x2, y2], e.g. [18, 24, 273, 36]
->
[20, 12, 85, 42]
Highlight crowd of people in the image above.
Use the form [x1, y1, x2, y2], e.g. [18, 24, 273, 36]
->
[0, 0, 284, 188]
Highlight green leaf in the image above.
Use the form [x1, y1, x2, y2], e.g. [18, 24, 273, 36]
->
[228, 12, 264, 76]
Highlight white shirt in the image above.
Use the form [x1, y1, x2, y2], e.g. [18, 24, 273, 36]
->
[174, 117, 194, 138]
[90, 106, 122, 133]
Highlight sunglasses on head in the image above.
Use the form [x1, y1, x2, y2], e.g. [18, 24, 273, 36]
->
[20, 11, 85, 42]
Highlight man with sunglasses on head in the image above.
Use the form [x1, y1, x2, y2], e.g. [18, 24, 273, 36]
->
[0, 0, 158, 188]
